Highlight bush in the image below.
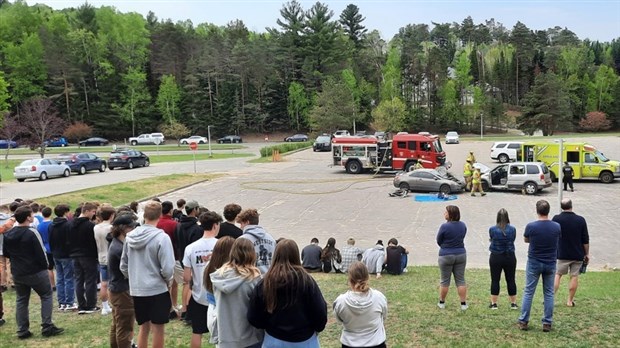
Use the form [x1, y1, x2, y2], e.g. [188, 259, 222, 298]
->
[159, 121, 190, 141]
[63, 122, 92, 142]
[260, 142, 311, 157]
[579, 111, 612, 132]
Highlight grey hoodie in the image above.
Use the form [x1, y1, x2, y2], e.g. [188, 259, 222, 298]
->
[210, 267, 264, 348]
[333, 288, 388, 347]
[120, 224, 175, 297]
[239, 225, 276, 274]
[362, 245, 385, 274]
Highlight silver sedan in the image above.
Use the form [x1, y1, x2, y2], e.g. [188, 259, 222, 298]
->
[14, 158, 71, 182]
[393, 168, 465, 194]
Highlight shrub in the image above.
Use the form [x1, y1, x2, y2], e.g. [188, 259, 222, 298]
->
[260, 142, 311, 157]
[159, 121, 190, 141]
[63, 122, 92, 142]
[579, 111, 612, 132]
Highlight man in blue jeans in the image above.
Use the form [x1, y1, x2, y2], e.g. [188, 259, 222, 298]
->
[49, 204, 76, 311]
[518, 200, 561, 332]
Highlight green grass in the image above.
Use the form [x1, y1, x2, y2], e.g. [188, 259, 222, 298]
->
[27, 173, 218, 209]
[0, 267, 617, 347]
[0, 153, 251, 182]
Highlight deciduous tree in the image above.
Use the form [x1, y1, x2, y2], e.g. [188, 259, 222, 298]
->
[20, 98, 66, 158]
[156, 74, 181, 125]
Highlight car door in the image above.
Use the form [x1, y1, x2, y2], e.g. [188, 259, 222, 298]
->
[46, 159, 61, 176]
[507, 164, 526, 190]
[137, 151, 147, 166]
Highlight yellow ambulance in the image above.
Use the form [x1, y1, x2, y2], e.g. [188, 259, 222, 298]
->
[520, 142, 620, 183]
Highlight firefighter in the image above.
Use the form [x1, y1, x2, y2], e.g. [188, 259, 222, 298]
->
[466, 151, 476, 163]
[463, 158, 473, 191]
[471, 167, 486, 197]
[414, 160, 424, 170]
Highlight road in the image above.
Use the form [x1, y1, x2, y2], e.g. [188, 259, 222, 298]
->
[1, 136, 619, 270]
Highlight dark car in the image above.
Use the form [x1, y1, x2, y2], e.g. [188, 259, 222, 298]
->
[313, 135, 331, 152]
[284, 134, 309, 142]
[108, 149, 150, 169]
[0, 139, 18, 149]
[217, 135, 242, 144]
[45, 137, 68, 147]
[57, 153, 107, 175]
[79, 137, 109, 146]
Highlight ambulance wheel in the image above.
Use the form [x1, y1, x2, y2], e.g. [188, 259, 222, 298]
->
[550, 171, 557, 182]
[599, 171, 614, 183]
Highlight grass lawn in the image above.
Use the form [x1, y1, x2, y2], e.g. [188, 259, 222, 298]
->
[0, 153, 250, 182]
[0, 267, 617, 347]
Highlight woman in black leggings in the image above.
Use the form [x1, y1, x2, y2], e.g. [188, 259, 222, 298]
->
[488, 208, 518, 309]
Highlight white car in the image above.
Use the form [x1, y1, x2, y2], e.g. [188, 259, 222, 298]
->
[333, 130, 350, 138]
[445, 131, 460, 144]
[179, 135, 208, 144]
[14, 158, 71, 182]
[490, 141, 523, 163]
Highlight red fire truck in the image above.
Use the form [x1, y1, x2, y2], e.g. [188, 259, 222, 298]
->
[332, 133, 447, 174]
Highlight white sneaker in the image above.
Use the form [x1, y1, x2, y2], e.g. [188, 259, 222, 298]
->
[461, 303, 469, 310]
[437, 302, 445, 309]
[66, 303, 79, 311]
[402, 267, 408, 273]
[101, 307, 112, 316]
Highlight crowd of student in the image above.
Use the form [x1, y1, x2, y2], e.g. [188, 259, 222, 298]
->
[0, 194, 589, 345]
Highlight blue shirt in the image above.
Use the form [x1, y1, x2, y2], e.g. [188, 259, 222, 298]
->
[437, 221, 467, 256]
[489, 225, 516, 254]
[552, 212, 589, 261]
[524, 220, 561, 263]
[37, 220, 52, 253]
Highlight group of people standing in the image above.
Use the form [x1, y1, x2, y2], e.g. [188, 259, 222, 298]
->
[436, 199, 589, 332]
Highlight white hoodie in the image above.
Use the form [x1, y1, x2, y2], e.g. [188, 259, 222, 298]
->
[333, 288, 388, 347]
[120, 224, 175, 296]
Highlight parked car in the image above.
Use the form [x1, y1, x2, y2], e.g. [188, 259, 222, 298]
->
[333, 130, 350, 138]
[108, 149, 150, 169]
[0, 139, 18, 149]
[445, 131, 460, 144]
[79, 137, 109, 146]
[393, 168, 465, 194]
[374, 131, 386, 141]
[217, 135, 242, 144]
[128, 133, 165, 146]
[57, 153, 107, 175]
[313, 135, 331, 152]
[490, 141, 523, 163]
[180, 135, 208, 144]
[14, 158, 71, 182]
[284, 134, 309, 142]
[45, 137, 68, 147]
[477, 161, 552, 195]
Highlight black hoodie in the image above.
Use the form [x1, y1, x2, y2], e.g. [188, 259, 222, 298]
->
[49, 217, 72, 259]
[68, 216, 97, 258]
[174, 215, 203, 266]
[3, 226, 48, 276]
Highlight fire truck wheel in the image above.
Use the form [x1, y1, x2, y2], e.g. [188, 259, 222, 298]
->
[346, 160, 363, 174]
[405, 162, 416, 172]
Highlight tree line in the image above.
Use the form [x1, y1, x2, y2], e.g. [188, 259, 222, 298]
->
[0, 0, 619, 144]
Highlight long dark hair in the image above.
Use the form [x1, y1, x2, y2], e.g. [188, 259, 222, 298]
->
[496, 208, 510, 235]
[262, 239, 314, 313]
[321, 237, 337, 260]
[204, 236, 235, 293]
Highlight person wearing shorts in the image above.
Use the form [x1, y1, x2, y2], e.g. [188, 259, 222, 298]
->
[121, 201, 175, 348]
[553, 199, 589, 307]
[94, 205, 115, 315]
[183, 211, 220, 347]
[436, 205, 468, 310]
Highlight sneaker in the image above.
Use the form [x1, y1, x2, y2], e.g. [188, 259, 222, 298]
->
[518, 321, 529, 331]
[18, 331, 33, 339]
[542, 323, 552, 332]
[471, 194, 476, 197]
[66, 303, 78, 311]
[79, 307, 100, 314]
[461, 303, 468, 310]
[489, 303, 498, 310]
[402, 267, 408, 273]
[58, 304, 65, 311]
[511, 303, 519, 310]
[0, 318, 6, 326]
[169, 310, 179, 320]
[101, 307, 112, 316]
[481, 193, 487, 196]
[437, 301, 445, 309]
[131, 343, 138, 348]
[42, 325, 64, 337]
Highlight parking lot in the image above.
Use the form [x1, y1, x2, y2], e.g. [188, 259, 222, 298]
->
[158, 135, 620, 271]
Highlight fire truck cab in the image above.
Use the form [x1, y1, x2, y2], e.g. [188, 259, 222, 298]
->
[332, 133, 446, 174]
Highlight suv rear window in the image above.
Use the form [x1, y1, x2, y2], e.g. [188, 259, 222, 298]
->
[110, 152, 127, 157]
[494, 143, 506, 149]
[526, 164, 540, 174]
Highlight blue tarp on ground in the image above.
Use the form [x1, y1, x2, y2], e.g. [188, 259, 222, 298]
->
[414, 194, 458, 202]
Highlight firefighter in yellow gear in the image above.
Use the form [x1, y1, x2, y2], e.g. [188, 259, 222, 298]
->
[463, 159, 473, 190]
[471, 167, 486, 196]
[414, 161, 424, 170]
[466, 151, 476, 164]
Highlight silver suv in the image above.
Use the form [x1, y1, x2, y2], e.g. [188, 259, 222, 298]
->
[490, 141, 523, 163]
[477, 162, 552, 195]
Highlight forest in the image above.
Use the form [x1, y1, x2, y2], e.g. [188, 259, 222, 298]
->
[0, 0, 619, 144]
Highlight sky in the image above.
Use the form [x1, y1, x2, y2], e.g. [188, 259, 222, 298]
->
[34, 0, 620, 42]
